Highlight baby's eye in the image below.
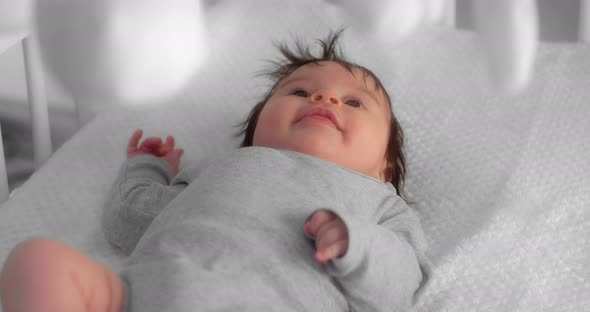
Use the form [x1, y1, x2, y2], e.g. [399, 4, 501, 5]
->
[345, 99, 363, 108]
[292, 90, 308, 97]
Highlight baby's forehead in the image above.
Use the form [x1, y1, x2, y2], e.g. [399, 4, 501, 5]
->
[279, 61, 387, 100]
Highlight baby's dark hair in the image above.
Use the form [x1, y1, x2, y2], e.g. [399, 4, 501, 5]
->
[233, 28, 407, 196]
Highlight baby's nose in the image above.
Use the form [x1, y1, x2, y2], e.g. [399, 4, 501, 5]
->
[312, 90, 340, 105]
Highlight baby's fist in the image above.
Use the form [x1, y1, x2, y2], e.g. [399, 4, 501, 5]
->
[304, 210, 349, 264]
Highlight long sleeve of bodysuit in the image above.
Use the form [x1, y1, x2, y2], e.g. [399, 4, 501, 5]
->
[101, 154, 190, 255]
[308, 199, 430, 312]
[116, 147, 430, 311]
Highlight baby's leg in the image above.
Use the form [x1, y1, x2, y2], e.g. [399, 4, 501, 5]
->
[0, 238, 125, 312]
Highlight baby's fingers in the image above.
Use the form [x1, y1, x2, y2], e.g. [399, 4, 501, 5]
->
[127, 129, 143, 155]
[306, 210, 337, 237]
[315, 240, 348, 264]
[159, 136, 176, 154]
[316, 219, 348, 251]
[166, 136, 175, 147]
[139, 137, 163, 152]
[165, 136, 175, 150]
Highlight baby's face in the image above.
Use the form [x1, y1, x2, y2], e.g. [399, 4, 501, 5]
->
[253, 61, 392, 182]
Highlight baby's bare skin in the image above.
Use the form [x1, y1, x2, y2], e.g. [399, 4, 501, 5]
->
[0, 238, 124, 312]
[0, 130, 181, 312]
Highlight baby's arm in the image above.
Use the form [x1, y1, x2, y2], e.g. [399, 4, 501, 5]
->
[102, 129, 187, 256]
[306, 201, 429, 311]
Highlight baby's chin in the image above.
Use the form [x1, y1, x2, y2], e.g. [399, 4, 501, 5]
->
[251, 142, 385, 182]
[258, 140, 339, 164]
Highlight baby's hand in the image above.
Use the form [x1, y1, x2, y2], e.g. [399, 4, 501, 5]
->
[304, 210, 349, 264]
[127, 128, 184, 175]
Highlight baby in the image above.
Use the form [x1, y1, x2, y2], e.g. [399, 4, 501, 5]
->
[0, 30, 429, 312]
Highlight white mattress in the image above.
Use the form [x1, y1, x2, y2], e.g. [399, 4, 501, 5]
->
[1, 1, 589, 310]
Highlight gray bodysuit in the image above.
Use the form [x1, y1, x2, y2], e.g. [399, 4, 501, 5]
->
[102, 146, 429, 311]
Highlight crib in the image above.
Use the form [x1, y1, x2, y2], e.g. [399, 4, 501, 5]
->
[3, 1, 590, 201]
[0, 34, 52, 202]
[1, 1, 589, 311]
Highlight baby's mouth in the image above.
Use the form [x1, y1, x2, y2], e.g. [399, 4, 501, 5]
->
[297, 107, 341, 131]
[300, 114, 338, 129]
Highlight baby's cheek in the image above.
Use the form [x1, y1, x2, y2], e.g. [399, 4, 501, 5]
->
[354, 120, 389, 155]
[265, 105, 294, 130]
[253, 107, 283, 146]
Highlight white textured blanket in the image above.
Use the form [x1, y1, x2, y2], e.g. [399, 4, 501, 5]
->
[1, 0, 589, 310]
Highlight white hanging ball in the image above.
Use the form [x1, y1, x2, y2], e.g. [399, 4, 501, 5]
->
[422, 0, 447, 25]
[329, 0, 425, 43]
[473, 0, 539, 93]
[35, 0, 208, 104]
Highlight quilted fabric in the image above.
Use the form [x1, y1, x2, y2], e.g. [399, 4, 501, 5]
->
[0, 0, 588, 310]
[393, 30, 590, 311]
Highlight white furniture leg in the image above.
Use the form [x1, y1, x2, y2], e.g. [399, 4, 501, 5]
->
[0, 122, 9, 203]
[22, 35, 53, 170]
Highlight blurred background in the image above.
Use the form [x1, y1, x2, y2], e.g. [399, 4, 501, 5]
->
[0, 0, 582, 191]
